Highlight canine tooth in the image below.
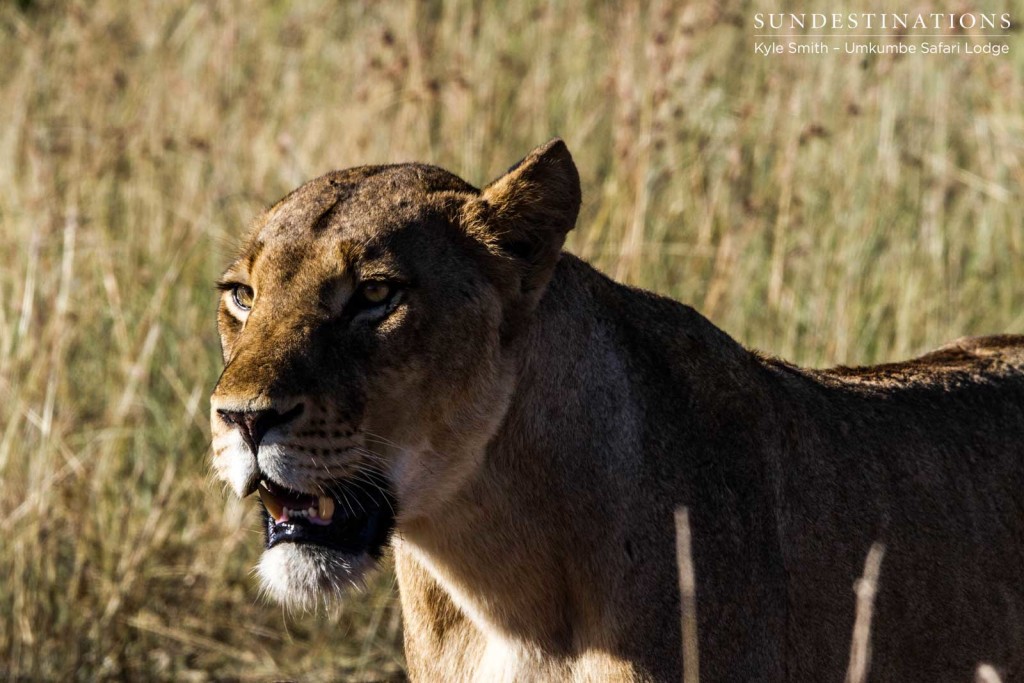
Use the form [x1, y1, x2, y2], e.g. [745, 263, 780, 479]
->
[258, 485, 284, 521]
[318, 496, 335, 521]
[308, 506, 317, 518]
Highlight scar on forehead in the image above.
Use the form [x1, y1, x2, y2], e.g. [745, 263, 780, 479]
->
[311, 184, 361, 234]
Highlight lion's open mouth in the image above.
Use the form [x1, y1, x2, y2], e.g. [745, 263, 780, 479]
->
[256, 477, 396, 557]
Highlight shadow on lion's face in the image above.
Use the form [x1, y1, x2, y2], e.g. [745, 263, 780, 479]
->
[209, 143, 581, 609]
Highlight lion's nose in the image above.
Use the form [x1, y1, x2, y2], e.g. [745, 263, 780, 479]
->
[217, 404, 304, 455]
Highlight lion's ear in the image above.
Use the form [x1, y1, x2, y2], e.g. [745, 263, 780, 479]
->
[468, 139, 581, 301]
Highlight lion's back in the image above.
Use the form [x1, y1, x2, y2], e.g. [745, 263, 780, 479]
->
[811, 334, 1024, 389]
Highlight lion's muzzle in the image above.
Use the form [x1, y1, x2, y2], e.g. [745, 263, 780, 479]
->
[217, 403, 304, 458]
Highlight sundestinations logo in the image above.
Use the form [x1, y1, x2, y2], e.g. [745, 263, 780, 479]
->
[754, 12, 1012, 31]
[752, 12, 1013, 57]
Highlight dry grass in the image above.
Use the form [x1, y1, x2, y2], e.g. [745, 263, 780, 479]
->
[1, 0, 1021, 679]
[845, 544, 885, 683]
[675, 508, 699, 683]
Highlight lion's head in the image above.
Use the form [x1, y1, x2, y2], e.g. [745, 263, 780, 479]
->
[209, 140, 580, 608]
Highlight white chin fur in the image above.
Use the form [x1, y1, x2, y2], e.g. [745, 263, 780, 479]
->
[257, 544, 376, 612]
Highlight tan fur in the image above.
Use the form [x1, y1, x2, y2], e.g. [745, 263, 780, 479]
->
[212, 141, 1024, 681]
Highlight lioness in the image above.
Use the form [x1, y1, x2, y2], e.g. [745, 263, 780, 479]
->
[210, 140, 1024, 682]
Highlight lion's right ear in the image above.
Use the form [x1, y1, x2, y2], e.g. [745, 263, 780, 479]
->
[463, 139, 581, 303]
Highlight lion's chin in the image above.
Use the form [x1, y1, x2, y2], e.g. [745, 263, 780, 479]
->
[257, 544, 378, 612]
[249, 472, 397, 611]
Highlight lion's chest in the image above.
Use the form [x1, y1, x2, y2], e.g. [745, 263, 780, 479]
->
[472, 636, 544, 682]
[398, 543, 568, 681]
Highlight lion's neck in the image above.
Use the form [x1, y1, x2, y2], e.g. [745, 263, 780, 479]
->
[396, 257, 653, 677]
[399, 410, 624, 653]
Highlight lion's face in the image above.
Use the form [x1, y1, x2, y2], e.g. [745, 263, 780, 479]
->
[210, 142, 581, 609]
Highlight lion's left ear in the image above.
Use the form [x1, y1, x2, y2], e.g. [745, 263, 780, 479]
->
[465, 139, 581, 302]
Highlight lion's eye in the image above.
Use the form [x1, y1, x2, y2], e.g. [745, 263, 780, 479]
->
[360, 282, 392, 305]
[232, 284, 255, 311]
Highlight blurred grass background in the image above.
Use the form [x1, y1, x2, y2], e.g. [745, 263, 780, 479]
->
[1, 0, 1021, 679]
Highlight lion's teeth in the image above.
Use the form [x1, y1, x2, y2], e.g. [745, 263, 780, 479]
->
[318, 496, 335, 521]
[266, 497, 335, 524]
[258, 484, 284, 521]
